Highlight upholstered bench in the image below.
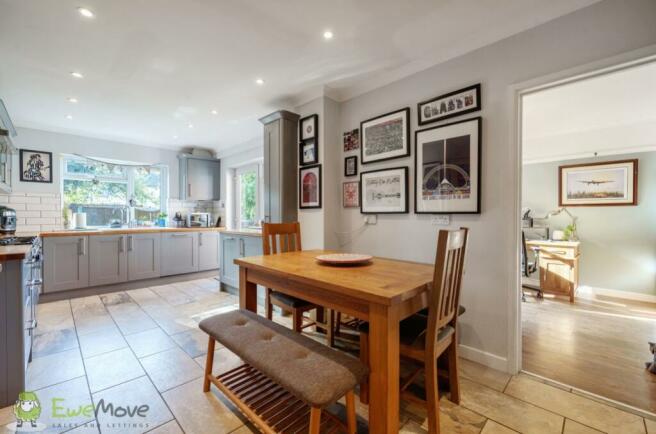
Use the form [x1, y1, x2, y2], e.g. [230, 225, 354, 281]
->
[199, 309, 368, 433]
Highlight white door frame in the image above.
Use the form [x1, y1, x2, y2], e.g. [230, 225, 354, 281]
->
[507, 45, 656, 374]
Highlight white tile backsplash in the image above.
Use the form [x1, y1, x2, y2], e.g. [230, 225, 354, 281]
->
[0, 192, 63, 233]
[167, 199, 224, 225]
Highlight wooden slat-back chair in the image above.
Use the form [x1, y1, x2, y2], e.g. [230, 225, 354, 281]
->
[262, 222, 320, 332]
[359, 227, 469, 434]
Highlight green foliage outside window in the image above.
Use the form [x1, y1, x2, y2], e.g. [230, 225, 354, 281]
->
[240, 171, 257, 227]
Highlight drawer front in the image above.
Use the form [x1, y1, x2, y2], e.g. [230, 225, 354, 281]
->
[538, 246, 577, 260]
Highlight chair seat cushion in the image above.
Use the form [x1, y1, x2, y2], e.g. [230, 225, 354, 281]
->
[270, 291, 316, 309]
[418, 304, 466, 317]
[358, 314, 454, 349]
[199, 309, 368, 408]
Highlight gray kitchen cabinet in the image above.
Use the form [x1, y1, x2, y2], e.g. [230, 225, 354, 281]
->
[44, 236, 89, 292]
[161, 232, 199, 276]
[128, 233, 161, 280]
[179, 154, 221, 201]
[89, 235, 128, 286]
[198, 231, 220, 271]
[259, 110, 299, 223]
[220, 233, 262, 289]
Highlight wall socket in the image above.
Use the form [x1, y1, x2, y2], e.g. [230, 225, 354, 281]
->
[364, 215, 377, 225]
[431, 215, 450, 226]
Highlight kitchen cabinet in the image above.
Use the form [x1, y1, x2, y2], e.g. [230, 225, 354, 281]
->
[198, 231, 220, 271]
[161, 232, 199, 276]
[179, 154, 221, 201]
[89, 235, 128, 286]
[259, 110, 299, 223]
[220, 232, 262, 289]
[128, 233, 161, 280]
[0, 129, 15, 193]
[44, 236, 89, 292]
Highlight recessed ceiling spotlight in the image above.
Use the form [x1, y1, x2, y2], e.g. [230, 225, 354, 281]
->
[255, 78, 264, 85]
[66, 114, 73, 120]
[211, 109, 218, 115]
[187, 123, 194, 129]
[67, 97, 78, 103]
[173, 135, 178, 140]
[77, 7, 95, 18]
[323, 30, 334, 40]
[70, 71, 84, 79]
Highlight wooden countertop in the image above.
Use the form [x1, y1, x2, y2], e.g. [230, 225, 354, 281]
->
[0, 245, 32, 261]
[39, 227, 226, 237]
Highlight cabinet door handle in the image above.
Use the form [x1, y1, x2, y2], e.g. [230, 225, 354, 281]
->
[172, 233, 188, 238]
[128, 235, 133, 251]
[78, 238, 86, 256]
[119, 236, 125, 253]
[239, 238, 245, 256]
[188, 184, 192, 197]
[224, 237, 235, 241]
[199, 233, 203, 246]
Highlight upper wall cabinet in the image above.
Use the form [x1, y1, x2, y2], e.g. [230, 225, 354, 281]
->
[179, 154, 221, 201]
[0, 130, 15, 193]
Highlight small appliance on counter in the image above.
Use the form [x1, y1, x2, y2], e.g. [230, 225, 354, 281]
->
[73, 208, 87, 229]
[172, 212, 185, 228]
[187, 212, 211, 227]
[0, 205, 16, 234]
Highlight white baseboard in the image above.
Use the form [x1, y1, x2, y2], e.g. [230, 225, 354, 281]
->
[577, 285, 656, 304]
[459, 344, 509, 373]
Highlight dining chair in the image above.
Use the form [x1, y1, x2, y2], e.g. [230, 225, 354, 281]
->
[262, 222, 320, 332]
[359, 227, 469, 434]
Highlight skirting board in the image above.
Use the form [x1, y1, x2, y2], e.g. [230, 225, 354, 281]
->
[577, 285, 656, 305]
[459, 344, 509, 373]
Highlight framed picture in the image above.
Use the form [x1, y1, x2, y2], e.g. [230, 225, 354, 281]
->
[559, 159, 638, 206]
[360, 166, 408, 214]
[299, 164, 322, 209]
[417, 83, 481, 126]
[343, 181, 359, 208]
[300, 114, 318, 141]
[415, 117, 481, 214]
[20, 149, 53, 183]
[343, 128, 360, 152]
[360, 107, 410, 164]
[299, 139, 318, 166]
[344, 156, 358, 177]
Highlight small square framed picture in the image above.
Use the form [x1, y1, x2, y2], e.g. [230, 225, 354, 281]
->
[343, 181, 359, 208]
[300, 139, 318, 166]
[299, 114, 318, 141]
[344, 156, 357, 177]
[20, 149, 53, 183]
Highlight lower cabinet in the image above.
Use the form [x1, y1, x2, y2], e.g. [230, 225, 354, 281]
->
[128, 233, 161, 280]
[220, 233, 262, 289]
[198, 231, 221, 271]
[44, 236, 90, 292]
[161, 232, 199, 276]
[89, 235, 128, 286]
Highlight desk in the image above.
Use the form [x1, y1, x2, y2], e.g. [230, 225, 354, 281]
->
[526, 240, 580, 302]
[235, 249, 434, 433]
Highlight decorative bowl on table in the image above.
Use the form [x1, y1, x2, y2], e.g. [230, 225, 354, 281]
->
[315, 253, 373, 266]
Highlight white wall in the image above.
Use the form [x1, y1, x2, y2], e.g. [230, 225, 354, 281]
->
[327, 0, 656, 369]
[523, 152, 656, 296]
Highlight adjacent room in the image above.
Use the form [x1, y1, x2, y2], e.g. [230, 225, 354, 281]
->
[1, 1, 656, 433]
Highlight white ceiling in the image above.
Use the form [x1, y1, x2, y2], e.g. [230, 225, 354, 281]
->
[523, 60, 656, 163]
[0, 0, 599, 153]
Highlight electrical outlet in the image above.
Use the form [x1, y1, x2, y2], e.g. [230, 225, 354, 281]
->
[364, 215, 377, 225]
[431, 215, 450, 226]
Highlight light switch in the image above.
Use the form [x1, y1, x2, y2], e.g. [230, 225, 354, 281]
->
[431, 215, 450, 226]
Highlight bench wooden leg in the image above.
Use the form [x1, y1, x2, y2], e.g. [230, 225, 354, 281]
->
[345, 390, 357, 434]
[203, 337, 216, 392]
[359, 331, 369, 404]
[309, 407, 322, 434]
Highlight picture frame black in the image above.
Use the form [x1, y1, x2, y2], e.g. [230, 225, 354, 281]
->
[20, 149, 53, 183]
[360, 166, 409, 214]
[299, 139, 319, 166]
[299, 114, 318, 141]
[414, 117, 482, 215]
[417, 83, 481, 126]
[299, 164, 322, 209]
[360, 107, 410, 165]
[344, 155, 358, 177]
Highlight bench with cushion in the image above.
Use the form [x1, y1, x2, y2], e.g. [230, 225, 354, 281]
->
[199, 309, 368, 433]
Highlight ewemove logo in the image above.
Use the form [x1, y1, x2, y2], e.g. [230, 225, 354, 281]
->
[5, 391, 47, 432]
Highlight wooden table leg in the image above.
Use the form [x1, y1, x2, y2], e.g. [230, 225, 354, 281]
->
[239, 266, 257, 312]
[368, 303, 400, 433]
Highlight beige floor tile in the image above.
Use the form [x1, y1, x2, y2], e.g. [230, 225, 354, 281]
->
[71, 296, 115, 336]
[36, 300, 74, 335]
[92, 376, 173, 433]
[504, 375, 645, 434]
[401, 397, 486, 433]
[140, 347, 203, 392]
[150, 285, 194, 306]
[74, 313, 117, 337]
[459, 358, 512, 392]
[460, 378, 563, 433]
[145, 420, 184, 434]
[27, 348, 85, 391]
[77, 326, 127, 358]
[162, 378, 242, 434]
[32, 327, 79, 358]
[646, 419, 656, 434]
[188, 278, 220, 290]
[84, 347, 145, 393]
[127, 288, 167, 309]
[564, 419, 604, 434]
[480, 420, 519, 433]
[229, 424, 258, 434]
[170, 328, 210, 358]
[0, 405, 14, 426]
[107, 303, 158, 336]
[63, 423, 100, 433]
[125, 328, 177, 358]
[194, 347, 244, 376]
[400, 420, 426, 433]
[34, 376, 94, 434]
[100, 292, 132, 306]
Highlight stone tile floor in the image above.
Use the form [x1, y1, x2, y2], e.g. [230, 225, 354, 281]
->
[1, 277, 654, 433]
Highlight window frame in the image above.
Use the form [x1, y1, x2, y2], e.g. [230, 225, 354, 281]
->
[234, 163, 262, 229]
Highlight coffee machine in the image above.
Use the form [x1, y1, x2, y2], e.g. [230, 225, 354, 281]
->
[0, 205, 16, 234]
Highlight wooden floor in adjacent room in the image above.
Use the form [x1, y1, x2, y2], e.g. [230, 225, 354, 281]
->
[522, 289, 656, 414]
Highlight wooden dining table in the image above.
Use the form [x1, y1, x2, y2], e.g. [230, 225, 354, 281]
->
[235, 249, 435, 433]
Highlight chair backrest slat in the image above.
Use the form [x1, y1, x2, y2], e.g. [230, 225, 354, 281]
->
[262, 222, 302, 256]
[426, 228, 469, 354]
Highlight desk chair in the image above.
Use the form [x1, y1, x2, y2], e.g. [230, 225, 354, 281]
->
[522, 231, 542, 300]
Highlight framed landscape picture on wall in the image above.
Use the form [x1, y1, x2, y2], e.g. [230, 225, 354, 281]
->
[559, 159, 638, 206]
[415, 117, 481, 214]
[360, 166, 408, 214]
[299, 164, 322, 209]
[360, 107, 410, 164]
[417, 83, 481, 126]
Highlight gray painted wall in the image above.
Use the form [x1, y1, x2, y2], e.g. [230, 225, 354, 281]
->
[523, 152, 656, 296]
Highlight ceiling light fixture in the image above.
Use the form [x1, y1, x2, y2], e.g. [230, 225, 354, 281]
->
[211, 109, 218, 115]
[70, 71, 84, 79]
[173, 135, 178, 140]
[77, 7, 95, 18]
[255, 78, 264, 85]
[66, 115, 73, 120]
[187, 123, 194, 129]
[67, 97, 78, 103]
[323, 30, 334, 40]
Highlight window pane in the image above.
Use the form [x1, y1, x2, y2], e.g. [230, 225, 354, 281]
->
[133, 167, 161, 210]
[239, 171, 257, 227]
[63, 179, 127, 226]
[65, 159, 126, 178]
